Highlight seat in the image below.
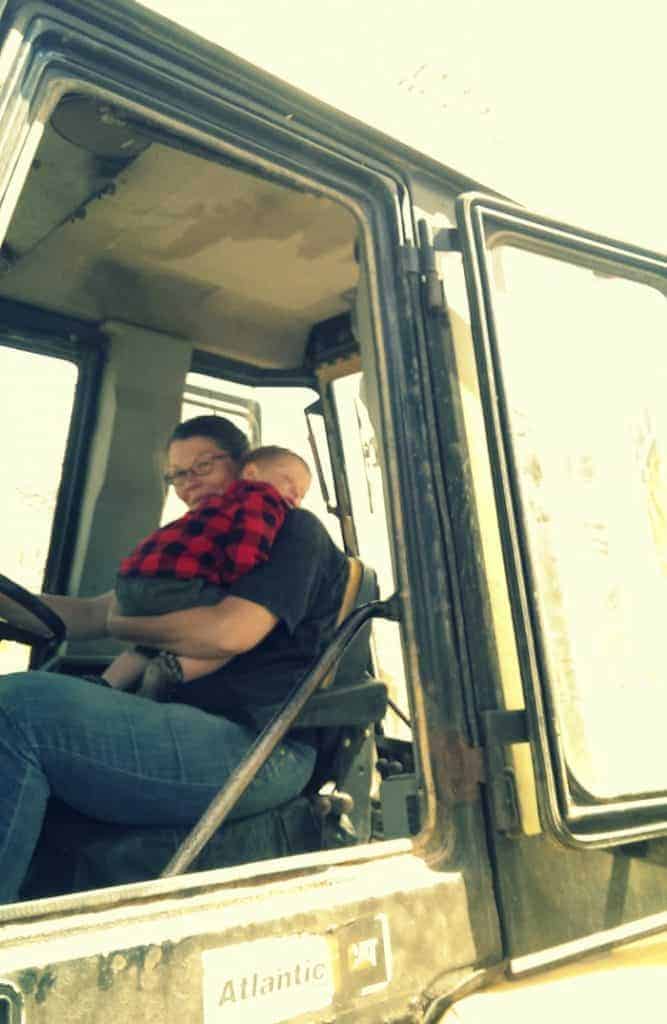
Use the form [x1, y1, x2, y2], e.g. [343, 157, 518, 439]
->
[297, 558, 382, 843]
[20, 558, 387, 900]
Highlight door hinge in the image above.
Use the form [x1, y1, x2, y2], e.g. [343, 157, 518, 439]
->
[481, 709, 528, 746]
[488, 767, 523, 835]
[433, 227, 461, 253]
[481, 709, 529, 836]
[402, 223, 460, 314]
[401, 241, 445, 315]
[401, 230, 442, 313]
[417, 220, 445, 314]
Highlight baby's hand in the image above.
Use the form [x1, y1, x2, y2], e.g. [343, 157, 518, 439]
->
[136, 652, 183, 702]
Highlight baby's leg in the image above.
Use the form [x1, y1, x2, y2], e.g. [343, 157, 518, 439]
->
[178, 655, 228, 681]
[102, 650, 150, 689]
[137, 653, 229, 701]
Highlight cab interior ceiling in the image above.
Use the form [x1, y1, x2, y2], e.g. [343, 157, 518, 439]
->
[0, 96, 359, 370]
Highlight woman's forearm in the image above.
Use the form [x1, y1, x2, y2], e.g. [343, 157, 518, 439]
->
[107, 597, 278, 659]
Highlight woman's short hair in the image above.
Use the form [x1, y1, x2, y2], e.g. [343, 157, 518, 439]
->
[168, 415, 250, 463]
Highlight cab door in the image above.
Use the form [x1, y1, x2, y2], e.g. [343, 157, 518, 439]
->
[412, 188, 667, 966]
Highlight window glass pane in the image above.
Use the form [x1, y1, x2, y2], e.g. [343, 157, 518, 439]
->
[163, 371, 341, 542]
[0, 345, 78, 673]
[489, 244, 667, 799]
[306, 407, 337, 517]
[333, 372, 409, 738]
[182, 374, 261, 447]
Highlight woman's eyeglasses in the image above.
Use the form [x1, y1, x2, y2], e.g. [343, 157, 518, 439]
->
[163, 452, 230, 488]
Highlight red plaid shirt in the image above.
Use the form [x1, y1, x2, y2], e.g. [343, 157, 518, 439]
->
[118, 480, 287, 585]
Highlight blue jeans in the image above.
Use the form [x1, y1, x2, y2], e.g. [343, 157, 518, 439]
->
[0, 672, 317, 903]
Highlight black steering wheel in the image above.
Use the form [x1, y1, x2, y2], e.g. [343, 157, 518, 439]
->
[0, 573, 67, 653]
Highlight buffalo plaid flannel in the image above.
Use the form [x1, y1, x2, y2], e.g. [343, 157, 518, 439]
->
[118, 480, 287, 585]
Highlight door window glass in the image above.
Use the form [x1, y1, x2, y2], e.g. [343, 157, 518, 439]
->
[489, 244, 667, 800]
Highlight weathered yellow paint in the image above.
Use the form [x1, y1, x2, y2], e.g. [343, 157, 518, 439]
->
[441, 931, 667, 1023]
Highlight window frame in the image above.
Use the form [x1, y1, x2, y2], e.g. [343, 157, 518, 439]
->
[456, 191, 667, 848]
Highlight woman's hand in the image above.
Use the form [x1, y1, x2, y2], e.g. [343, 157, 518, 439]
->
[37, 591, 114, 640]
[1, 588, 114, 641]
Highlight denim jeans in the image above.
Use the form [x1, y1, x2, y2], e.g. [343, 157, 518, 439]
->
[0, 671, 317, 903]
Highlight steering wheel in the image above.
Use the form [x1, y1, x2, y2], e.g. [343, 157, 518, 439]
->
[0, 573, 67, 654]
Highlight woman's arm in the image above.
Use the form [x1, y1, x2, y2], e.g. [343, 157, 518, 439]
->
[0, 590, 113, 640]
[107, 595, 278, 659]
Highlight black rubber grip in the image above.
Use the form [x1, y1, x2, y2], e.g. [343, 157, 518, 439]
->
[0, 574, 66, 644]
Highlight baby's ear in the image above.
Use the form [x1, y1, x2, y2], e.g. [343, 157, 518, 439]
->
[241, 462, 259, 481]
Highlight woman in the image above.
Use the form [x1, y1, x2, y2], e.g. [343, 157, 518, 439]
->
[0, 415, 349, 903]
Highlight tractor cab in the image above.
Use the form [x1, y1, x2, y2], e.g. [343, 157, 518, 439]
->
[0, 3, 666, 1022]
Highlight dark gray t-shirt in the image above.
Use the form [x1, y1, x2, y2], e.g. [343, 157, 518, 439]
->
[170, 509, 348, 717]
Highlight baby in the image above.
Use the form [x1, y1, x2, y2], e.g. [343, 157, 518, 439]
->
[102, 445, 311, 699]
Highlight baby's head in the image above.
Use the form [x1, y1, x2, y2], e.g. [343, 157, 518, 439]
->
[240, 446, 312, 508]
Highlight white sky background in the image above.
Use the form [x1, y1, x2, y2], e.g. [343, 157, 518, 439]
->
[138, 0, 665, 251]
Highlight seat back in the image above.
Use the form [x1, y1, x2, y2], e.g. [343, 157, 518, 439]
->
[302, 557, 385, 843]
[327, 556, 378, 686]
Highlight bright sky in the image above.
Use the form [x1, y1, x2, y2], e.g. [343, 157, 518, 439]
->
[139, 0, 665, 251]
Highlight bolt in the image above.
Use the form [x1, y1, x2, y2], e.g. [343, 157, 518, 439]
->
[110, 954, 126, 973]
